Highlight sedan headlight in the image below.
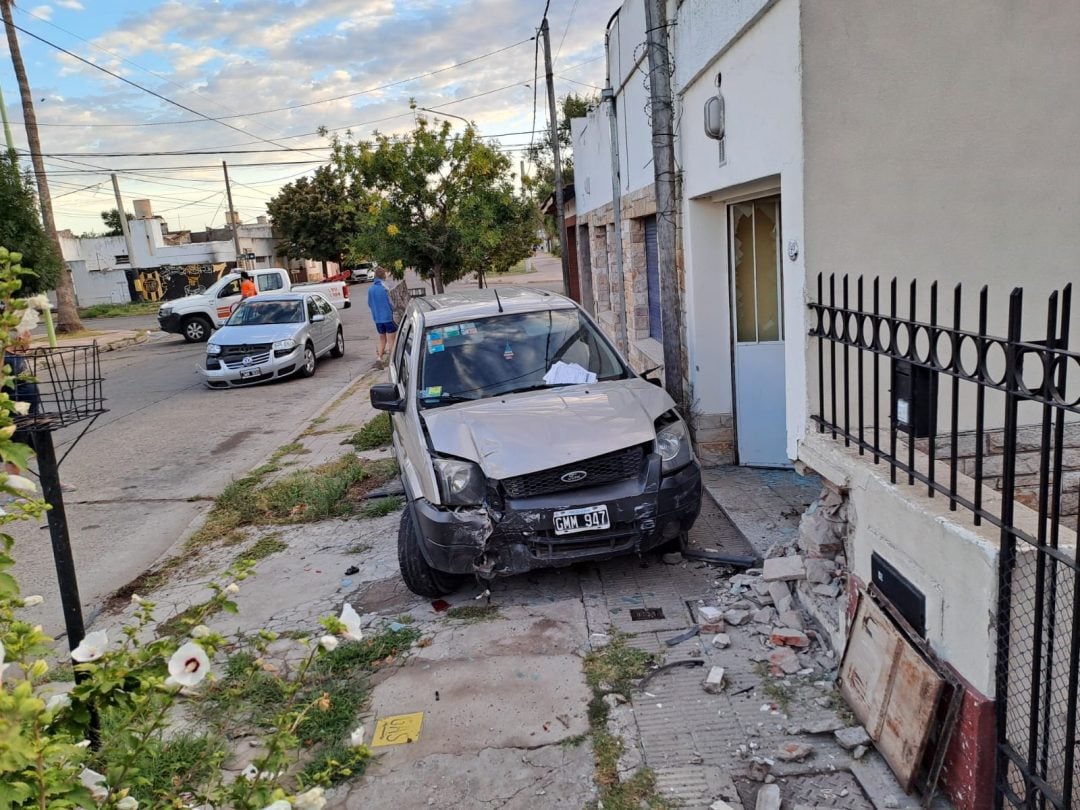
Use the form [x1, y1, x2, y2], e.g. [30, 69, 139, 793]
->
[272, 338, 297, 353]
[433, 457, 486, 506]
[159, 305, 172, 316]
[656, 418, 692, 474]
[206, 343, 221, 356]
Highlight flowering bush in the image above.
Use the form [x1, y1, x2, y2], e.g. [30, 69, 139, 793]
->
[0, 249, 376, 808]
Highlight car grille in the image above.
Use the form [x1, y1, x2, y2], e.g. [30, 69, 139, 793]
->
[221, 343, 272, 369]
[501, 445, 646, 499]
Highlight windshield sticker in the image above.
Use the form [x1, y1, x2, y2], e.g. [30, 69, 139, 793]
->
[444, 324, 461, 338]
[503, 342, 514, 361]
[420, 386, 443, 399]
[459, 322, 478, 336]
[427, 331, 445, 353]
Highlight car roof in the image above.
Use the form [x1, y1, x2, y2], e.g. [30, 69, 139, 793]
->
[413, 286, 577, 326]
[244, 292, 317, 302]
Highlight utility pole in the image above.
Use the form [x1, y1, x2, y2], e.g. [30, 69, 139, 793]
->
[222, 160, 243, 269]
[110, 174, 136, 267]
[540, 16, 572, 299]
[1, 0, 83, 331]
[0, 85, 16, 159]
[643, 0, 686, 409]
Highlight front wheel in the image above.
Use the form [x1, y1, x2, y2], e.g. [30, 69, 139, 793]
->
[181, 316, 212, 343]
[298, 343, 317, 378]
[398, 504, 461, 597]
[330, 327, 345, 358]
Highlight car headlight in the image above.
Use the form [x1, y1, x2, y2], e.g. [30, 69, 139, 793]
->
[272, 338, 297, 352]
[159, 305, 172, 316]
[206, 343, 222, 356]
[433, 458, 486, 506]
[656, 418, 692, 474]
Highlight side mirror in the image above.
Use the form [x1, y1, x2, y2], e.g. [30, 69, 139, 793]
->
[311, 313, 326, 323]
[370, 383, 405, 413]
[642, 365, 663, 387]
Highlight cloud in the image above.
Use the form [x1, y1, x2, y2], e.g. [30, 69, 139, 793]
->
[57, 0, 85, 9]
[30, 4, 53, 20]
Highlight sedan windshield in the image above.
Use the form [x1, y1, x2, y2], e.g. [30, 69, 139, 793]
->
[418, 309, 629, 407]
[227, 300, 304, 326]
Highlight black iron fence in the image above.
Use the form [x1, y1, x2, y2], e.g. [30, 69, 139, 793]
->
[808, 274, 1080, 808]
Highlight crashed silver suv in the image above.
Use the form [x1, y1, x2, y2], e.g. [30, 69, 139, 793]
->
[370, 287, 702, 597]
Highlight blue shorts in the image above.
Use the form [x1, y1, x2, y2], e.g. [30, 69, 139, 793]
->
[375, 321, 397, 334]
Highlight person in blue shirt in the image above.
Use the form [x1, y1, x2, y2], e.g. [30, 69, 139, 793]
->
[366, 266, 396, 364]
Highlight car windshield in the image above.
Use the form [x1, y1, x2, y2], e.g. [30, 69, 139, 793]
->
[227, 300, 304, 326]
[417, 309, 629, 407]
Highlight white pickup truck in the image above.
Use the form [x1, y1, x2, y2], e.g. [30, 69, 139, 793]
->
[157, 268, 351, 342]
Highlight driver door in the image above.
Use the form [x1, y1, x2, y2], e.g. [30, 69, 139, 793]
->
[216, 278, 242, 322]
[306, 296, 329, 353]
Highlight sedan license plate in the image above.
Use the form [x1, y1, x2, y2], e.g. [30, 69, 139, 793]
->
[239, 368, 262, 380]
[553, 505, 610, 535]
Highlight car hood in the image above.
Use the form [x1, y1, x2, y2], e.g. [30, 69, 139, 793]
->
[421, 379, 674, 480]
[210, 323, 303, 345]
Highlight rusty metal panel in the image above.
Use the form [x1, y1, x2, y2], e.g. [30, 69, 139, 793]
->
[839, 594, 946, 792]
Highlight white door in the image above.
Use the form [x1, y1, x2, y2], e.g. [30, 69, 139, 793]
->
[730, 197, 788, 467]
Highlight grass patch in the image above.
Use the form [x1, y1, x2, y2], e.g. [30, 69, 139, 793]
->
[344, 542, 372, 555]
[762, 680, 792, 714]
[157, 601, 223, 639]
[236, 532, 288, 563]
[314, 626, 420, 677]
[359, 495, 403, 518]
[78, 300, 161, 319]
[341, 412, 392, 451]
[583, 633, 653, 697]
[445, 604, 501, 624]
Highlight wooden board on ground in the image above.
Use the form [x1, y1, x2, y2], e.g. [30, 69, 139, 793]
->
[838, 594, 946, 792]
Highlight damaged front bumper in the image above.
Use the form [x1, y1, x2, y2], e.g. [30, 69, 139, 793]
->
[410, 453, 702, 577]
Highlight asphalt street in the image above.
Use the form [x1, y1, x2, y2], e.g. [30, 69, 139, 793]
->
[12, 299, 380, 635]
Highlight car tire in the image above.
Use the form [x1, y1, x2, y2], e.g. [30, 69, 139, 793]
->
[658, 530, 690, 555]
[330, 327, 345, 358]
[398, 503, 461, 598]
[181, 316, 212, 343]
[298, 342, 317, 378]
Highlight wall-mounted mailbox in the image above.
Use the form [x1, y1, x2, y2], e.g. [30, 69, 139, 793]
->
[891, 359, 936, 439]
[871, 552, 926, 637]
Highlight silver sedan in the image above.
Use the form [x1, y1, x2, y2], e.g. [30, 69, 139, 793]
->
[200, 292, 345, 388]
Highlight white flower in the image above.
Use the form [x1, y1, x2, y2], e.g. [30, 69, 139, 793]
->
[22, 594, 44, 607]
[12, 401, 30, 416]
[293, 787, 325, 810]
[46, 693, 71, 713]
[131, 594, 144, 605]
[165, 642, 210, 688]
[242, 764, 278, 782]
[74, 739, 92, 749]
[319, 635, 339, 652]
[116, 797, 139, 810]
[339, 603, 363, 641]
[5, 475, 36, 493]
[71, 630, 109, 662]
[260, 802, 291, 810]
[79, 768, 108, 801]
[26, 295, 50, 312]
[16, 306, 40, 334]
[191, 625, 210, 639]
[349, 725, 365, 747]
[225, 583, 240, 595]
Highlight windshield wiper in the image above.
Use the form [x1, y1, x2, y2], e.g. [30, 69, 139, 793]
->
[421, 393, 476, 407]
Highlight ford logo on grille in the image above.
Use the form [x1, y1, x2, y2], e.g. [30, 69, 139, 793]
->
[242, 355, 253, 366]
[560, 470, 588, 484]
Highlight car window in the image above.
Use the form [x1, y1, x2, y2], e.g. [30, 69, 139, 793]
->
[395, 321, 414, 388]
[306, 297, 320, 320]
[218, 279, 241, 298]
[317, 296, 334, 315]
[226, 300, 304, 325]
[258, 273, 284, 292]
[418, 309, 628, 407]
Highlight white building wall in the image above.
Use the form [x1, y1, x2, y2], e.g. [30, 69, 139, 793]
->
[571, 110, 612, 216]
[673, 0, 774, 90]
[59, 233, 131, 306]
[129, 218, 238, 267]
[677, 0, 805, 458]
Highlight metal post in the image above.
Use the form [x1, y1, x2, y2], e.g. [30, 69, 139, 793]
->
[222, 161, 243, 267]
[110, 173, 137, 273]
[0, 84, 15, 159]
[643, 0, 686, 408]
[540, 17, 572, 299]
[602, 89, 629, 353]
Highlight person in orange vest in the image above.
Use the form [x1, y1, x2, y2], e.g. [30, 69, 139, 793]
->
[240, 271, 257, 299]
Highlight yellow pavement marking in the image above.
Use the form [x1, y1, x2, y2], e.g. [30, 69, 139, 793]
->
[371, 712, 424, 747]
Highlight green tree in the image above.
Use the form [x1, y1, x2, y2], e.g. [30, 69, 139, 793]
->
[457, 180, 540, 288]
[266, 166, 354, 275]
[331, 118, 534, 293]
[526, 92, 596, 200]
[100, 208, 133, 237]
[0, 154, 60, 294]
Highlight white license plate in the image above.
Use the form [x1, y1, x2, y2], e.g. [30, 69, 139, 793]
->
[239, 368, 262, 379]
[553, 505, 610, 535]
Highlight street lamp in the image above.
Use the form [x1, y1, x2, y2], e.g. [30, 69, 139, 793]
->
[414, 107, 473, 129]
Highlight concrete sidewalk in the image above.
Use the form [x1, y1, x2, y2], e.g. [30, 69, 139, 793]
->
[31, 328, 151, 353]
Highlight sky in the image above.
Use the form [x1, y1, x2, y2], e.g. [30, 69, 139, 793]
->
[0, 0, 609, 235]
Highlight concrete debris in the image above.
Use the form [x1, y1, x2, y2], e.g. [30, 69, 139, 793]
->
[662, 551, 684, 565]
[700, 622, 726, 634]
[698, 605, 724, 623]
[724, 608, 750, 626]
[767, 580, 791, 606]
[762, 555, 806, 582]
[769, 627, 810, 648]
[748, 756, 773, 782]
[813, 581, 842, 599]
[703, 666, 726, 694]
[769, 647, 801, 675]
[834, 725, 872, 750]
[711, 633, 731, 649]
[755, 783, 781, 810]
[751, 580, 774, 604]
[804, 557, 837, 584]
[883, 796, 901, 808]
[802, 717, 846, 734]
[776, 741, 814, 762]
[852, 744, 869, 760]
[752, 607, 776, 624]
[777, 594, 793, 613]
[710, 801, 737, 810]
[778, 610, 803, 629]
[730, 599, 756, 611]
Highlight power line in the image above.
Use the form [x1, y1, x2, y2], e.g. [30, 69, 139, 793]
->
[554, 0, 582, 65]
